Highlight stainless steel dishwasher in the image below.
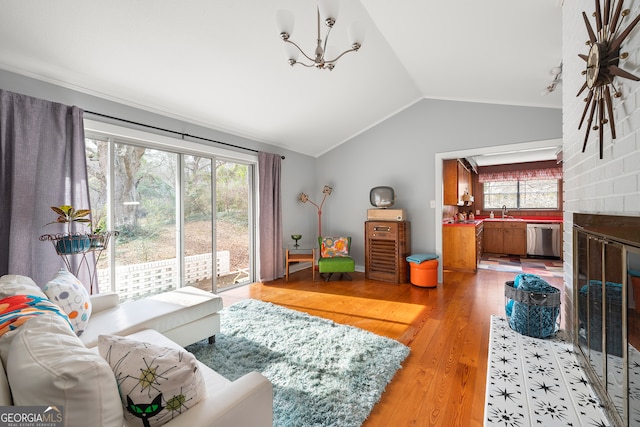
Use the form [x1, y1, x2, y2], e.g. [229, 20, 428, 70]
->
[526, 223, 561, 257]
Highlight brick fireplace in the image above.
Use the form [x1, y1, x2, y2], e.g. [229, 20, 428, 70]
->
[573, 213, 640, 426]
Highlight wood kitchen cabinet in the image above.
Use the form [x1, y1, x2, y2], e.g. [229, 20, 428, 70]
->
[483, 221, 503, 254]
[443, 159, 472, 206]
[365, 221, 411, 283]
[476, 222, 484, 263]
[483, 220, 526, 256]
[503, 222, 527, 255]
[443, 222, 482, 272]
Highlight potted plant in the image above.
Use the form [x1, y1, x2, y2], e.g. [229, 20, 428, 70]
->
[47, 205, 92, 254]
[89, 215, 108, 249]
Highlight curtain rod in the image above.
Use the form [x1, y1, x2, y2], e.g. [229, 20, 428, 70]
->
[83, 110, 285, 159]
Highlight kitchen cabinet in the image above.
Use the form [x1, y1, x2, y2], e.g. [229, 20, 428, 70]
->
[443, 222, 482, 272]
[483, 221, 503, 254]
[443, 159, 472, 206]
[483, 220, 526, 256]
[476, 222, 484, 263]
[503, 222, 527, 255]
[365, 221, 411, 283]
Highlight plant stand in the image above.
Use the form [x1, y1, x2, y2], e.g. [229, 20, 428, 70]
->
[40, 231, 118, 294]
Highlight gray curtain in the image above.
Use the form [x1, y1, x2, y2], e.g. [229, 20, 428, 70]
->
[0, 90, 91, 288]
[258, 152, 283, 281]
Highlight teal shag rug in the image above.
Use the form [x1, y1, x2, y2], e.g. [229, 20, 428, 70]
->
[185, 299, 410, 427]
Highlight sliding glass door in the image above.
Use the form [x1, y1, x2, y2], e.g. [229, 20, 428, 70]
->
[86, 129, 255, 300]
[215, 160, 252, 290]
[183, 154, 214, 291]
[113, 144, 178, 300]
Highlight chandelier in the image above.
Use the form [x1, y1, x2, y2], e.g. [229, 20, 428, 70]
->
[277, 0, 363, 70]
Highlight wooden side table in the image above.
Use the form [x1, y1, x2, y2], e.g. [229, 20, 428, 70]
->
[285, 247, 315, 282]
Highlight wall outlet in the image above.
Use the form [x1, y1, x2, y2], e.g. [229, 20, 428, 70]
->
[476, 210, 480, 215]
[430, 200, 436, 208]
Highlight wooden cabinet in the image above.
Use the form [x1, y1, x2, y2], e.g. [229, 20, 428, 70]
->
[442, 223, 482, 272]
[443, 159, 472, 206]
[503, 222, 526, 255]
[476, 222, 484, 264]
[483, 221, 504, 254]
[483, 220, 526, 256]
[365, 221, 411, 283]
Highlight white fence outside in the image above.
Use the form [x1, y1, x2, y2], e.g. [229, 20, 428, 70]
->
[97, 251, 230, 301]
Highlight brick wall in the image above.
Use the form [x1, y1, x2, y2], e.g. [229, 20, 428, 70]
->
[562, 0, 640, 333]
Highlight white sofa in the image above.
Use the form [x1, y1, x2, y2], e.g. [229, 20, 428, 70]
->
[80, 285, 224, 348]
[0, 275, 273, 427]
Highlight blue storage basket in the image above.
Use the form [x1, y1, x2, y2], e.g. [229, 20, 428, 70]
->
[505, 280, 561, 339]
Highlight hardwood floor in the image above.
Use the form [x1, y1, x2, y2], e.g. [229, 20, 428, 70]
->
[220, 268, 564, 427]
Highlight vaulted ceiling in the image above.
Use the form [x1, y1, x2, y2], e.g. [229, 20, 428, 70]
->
[0, 1, 562, 157]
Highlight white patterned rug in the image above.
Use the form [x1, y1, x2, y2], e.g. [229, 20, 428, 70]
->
[484, 316, 610, 426]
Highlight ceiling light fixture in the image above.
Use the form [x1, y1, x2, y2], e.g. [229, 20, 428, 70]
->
[541, 63, 563, 95]
[276, 0, 363, 70]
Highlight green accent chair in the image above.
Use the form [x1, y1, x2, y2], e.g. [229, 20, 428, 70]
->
[317, 237, 355, 281]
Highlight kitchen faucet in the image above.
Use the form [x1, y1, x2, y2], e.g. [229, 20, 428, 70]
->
[502, 205, 508, 218]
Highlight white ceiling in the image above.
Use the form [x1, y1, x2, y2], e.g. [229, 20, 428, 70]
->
[0, 1, 562, 157]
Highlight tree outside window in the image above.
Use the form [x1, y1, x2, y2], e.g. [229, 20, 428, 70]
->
[483, 179, 558, 210]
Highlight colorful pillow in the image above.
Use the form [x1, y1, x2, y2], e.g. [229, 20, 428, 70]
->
[6, 312, 123, 427]
[0, 294, 73, 367]
[0, 294, 72, 338]
[321, 237, 350, 257]
[98, 334, 207, 427]
[43, 269, 92, 336]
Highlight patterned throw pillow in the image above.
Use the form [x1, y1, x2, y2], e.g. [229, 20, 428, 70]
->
[321, 237, 350, 257]
[0, 294, 72, 338]
[43, 269, 91, 337]
[98, 334, 207, 427]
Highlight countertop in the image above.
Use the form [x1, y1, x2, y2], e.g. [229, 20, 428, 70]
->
[443, 216, 563, 226]
[443, 219, 483, 227]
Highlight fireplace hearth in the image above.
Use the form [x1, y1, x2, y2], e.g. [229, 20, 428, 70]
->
[573, 213, 640, 427]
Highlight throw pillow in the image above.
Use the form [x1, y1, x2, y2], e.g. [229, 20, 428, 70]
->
[321, 237, 350, 257]
[43, 269, 92, 336]
[98, 334, 207, 427]
[0, 294, 72, 337]
[6, 312, 123, 427]
[0, 294, 73, 367]
[0, 275, 47, 299]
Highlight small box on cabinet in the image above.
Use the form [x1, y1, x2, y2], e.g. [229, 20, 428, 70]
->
[367, 209, 405, 221]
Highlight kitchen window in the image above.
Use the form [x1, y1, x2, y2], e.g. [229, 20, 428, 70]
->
[483, 179, 559, 210]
